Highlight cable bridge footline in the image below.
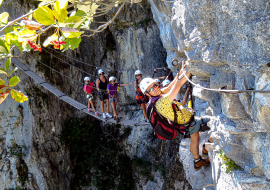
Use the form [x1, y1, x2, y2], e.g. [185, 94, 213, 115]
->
[12, 57, 149, 126]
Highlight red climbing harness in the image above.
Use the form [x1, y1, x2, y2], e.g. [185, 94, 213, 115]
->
[146, 96, 195, 140]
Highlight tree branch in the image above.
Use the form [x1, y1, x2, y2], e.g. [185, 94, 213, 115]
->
[81, 3, 125, 37]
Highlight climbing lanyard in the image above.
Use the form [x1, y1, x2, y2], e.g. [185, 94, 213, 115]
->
[187, 76, 193, 109]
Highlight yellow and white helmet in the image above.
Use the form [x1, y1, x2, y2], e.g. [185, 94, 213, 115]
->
[140, 78, 156, 94]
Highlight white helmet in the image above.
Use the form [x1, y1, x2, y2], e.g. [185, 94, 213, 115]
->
[98, 69, 104, 74]
[134, 70, 142, 76]
[84, 76, 90, 81]
[162, 79, 171, 87]
[109, 76, 116, 82]
[155, 79, 160, 83]
[140, 78, 156, 94]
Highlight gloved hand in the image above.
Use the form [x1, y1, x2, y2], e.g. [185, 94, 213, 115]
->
[86, 94, 90, 98]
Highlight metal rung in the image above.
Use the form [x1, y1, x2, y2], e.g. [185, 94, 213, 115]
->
[60, 96, 87, 110]
[81, 108, 106, 121]
[25, 70, 46, 84]
[41, 83, 65, 97]
[11, 57, 30, 71]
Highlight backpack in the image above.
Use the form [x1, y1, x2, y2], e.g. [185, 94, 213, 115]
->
[146, 96, 195, 140]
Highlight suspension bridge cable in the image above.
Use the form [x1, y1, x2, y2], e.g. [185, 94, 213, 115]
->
[42, 48, 96, 78]
[47, 46, 121, 72]
[47, 46, 168, 72]
[26, 53, 135, 93]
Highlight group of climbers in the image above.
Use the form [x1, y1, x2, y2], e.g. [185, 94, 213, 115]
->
[83, 69, 132, 122]
[83, 64, 212, 171]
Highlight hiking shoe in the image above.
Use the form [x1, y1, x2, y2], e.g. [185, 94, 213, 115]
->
[202, 144, 209, 158]
[103, 113, 106, 119]
[115, 117, 120, 123]
[106, 113, 112, 118]
[194, 156, 210, 171]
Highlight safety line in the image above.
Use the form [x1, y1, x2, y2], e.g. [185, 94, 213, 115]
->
[47, 46, 121, 72]
[47, 46, 168, 72]
[26, 53, 135, 93]
[42, 48, 97, 78]
[182, 71, 270, 93]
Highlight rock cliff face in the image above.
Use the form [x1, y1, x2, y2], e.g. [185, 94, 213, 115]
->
[0, 0, 270, 189]
[0, 0, 190, 190]
[147, 0, 270, 189]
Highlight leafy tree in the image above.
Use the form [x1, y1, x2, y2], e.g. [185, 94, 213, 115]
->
[0, 0, 136, 105]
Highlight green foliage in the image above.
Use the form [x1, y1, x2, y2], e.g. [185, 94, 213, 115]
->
[6, 143, 28, 186]
[34, 6, 56, 25]
[0, 38, 9, 54]
[134, 19, 152, 27]
[5, 58, 11, 71]
[8, 187, 26, 190]
[18, 104, 23, 110]
[17, 163, 28, 186]
[7, 144, 26, 158]
[61, 37, 82, 51]
[132, 157, 154, 181]
[219, 149, 241, 174]
[60, 117, 135, 190]
[9, 76, 20, 87]
[153, 165, 166, 180]
[0, 0, 129, 105]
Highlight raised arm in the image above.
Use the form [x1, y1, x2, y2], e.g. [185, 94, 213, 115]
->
[120, 83, 133, 87]
[165, 67, 191, 102]
[160, 87, 171, 94]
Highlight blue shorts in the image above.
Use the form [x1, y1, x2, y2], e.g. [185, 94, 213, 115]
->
[188, 117, 210, 136]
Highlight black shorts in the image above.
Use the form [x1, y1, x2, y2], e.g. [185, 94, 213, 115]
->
[98, 92, 108, 101]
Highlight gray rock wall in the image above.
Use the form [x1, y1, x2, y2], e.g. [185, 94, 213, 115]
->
[0, 0, 190, 189]
[1, 0, 270, 189]
[147, 0, 270, 189]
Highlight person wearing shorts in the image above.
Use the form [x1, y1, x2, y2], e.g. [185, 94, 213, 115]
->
[140, 63, 213, 171]
[107, 76, 133, 122]
[96, 69, 111, 119]
[83, 77, 99, 116]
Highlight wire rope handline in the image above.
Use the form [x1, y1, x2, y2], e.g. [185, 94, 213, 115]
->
[179, 59, 270, 94]
[25, 53, 135, 93]
[47, 46, 120, 72]
[42, 48, 96, 78]
[47, 46, 169, 73]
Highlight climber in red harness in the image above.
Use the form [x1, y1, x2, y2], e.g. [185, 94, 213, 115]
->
[134, 70, 166, 121]
[83, 77, 99, 116]
[140, 63, 213, 171]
